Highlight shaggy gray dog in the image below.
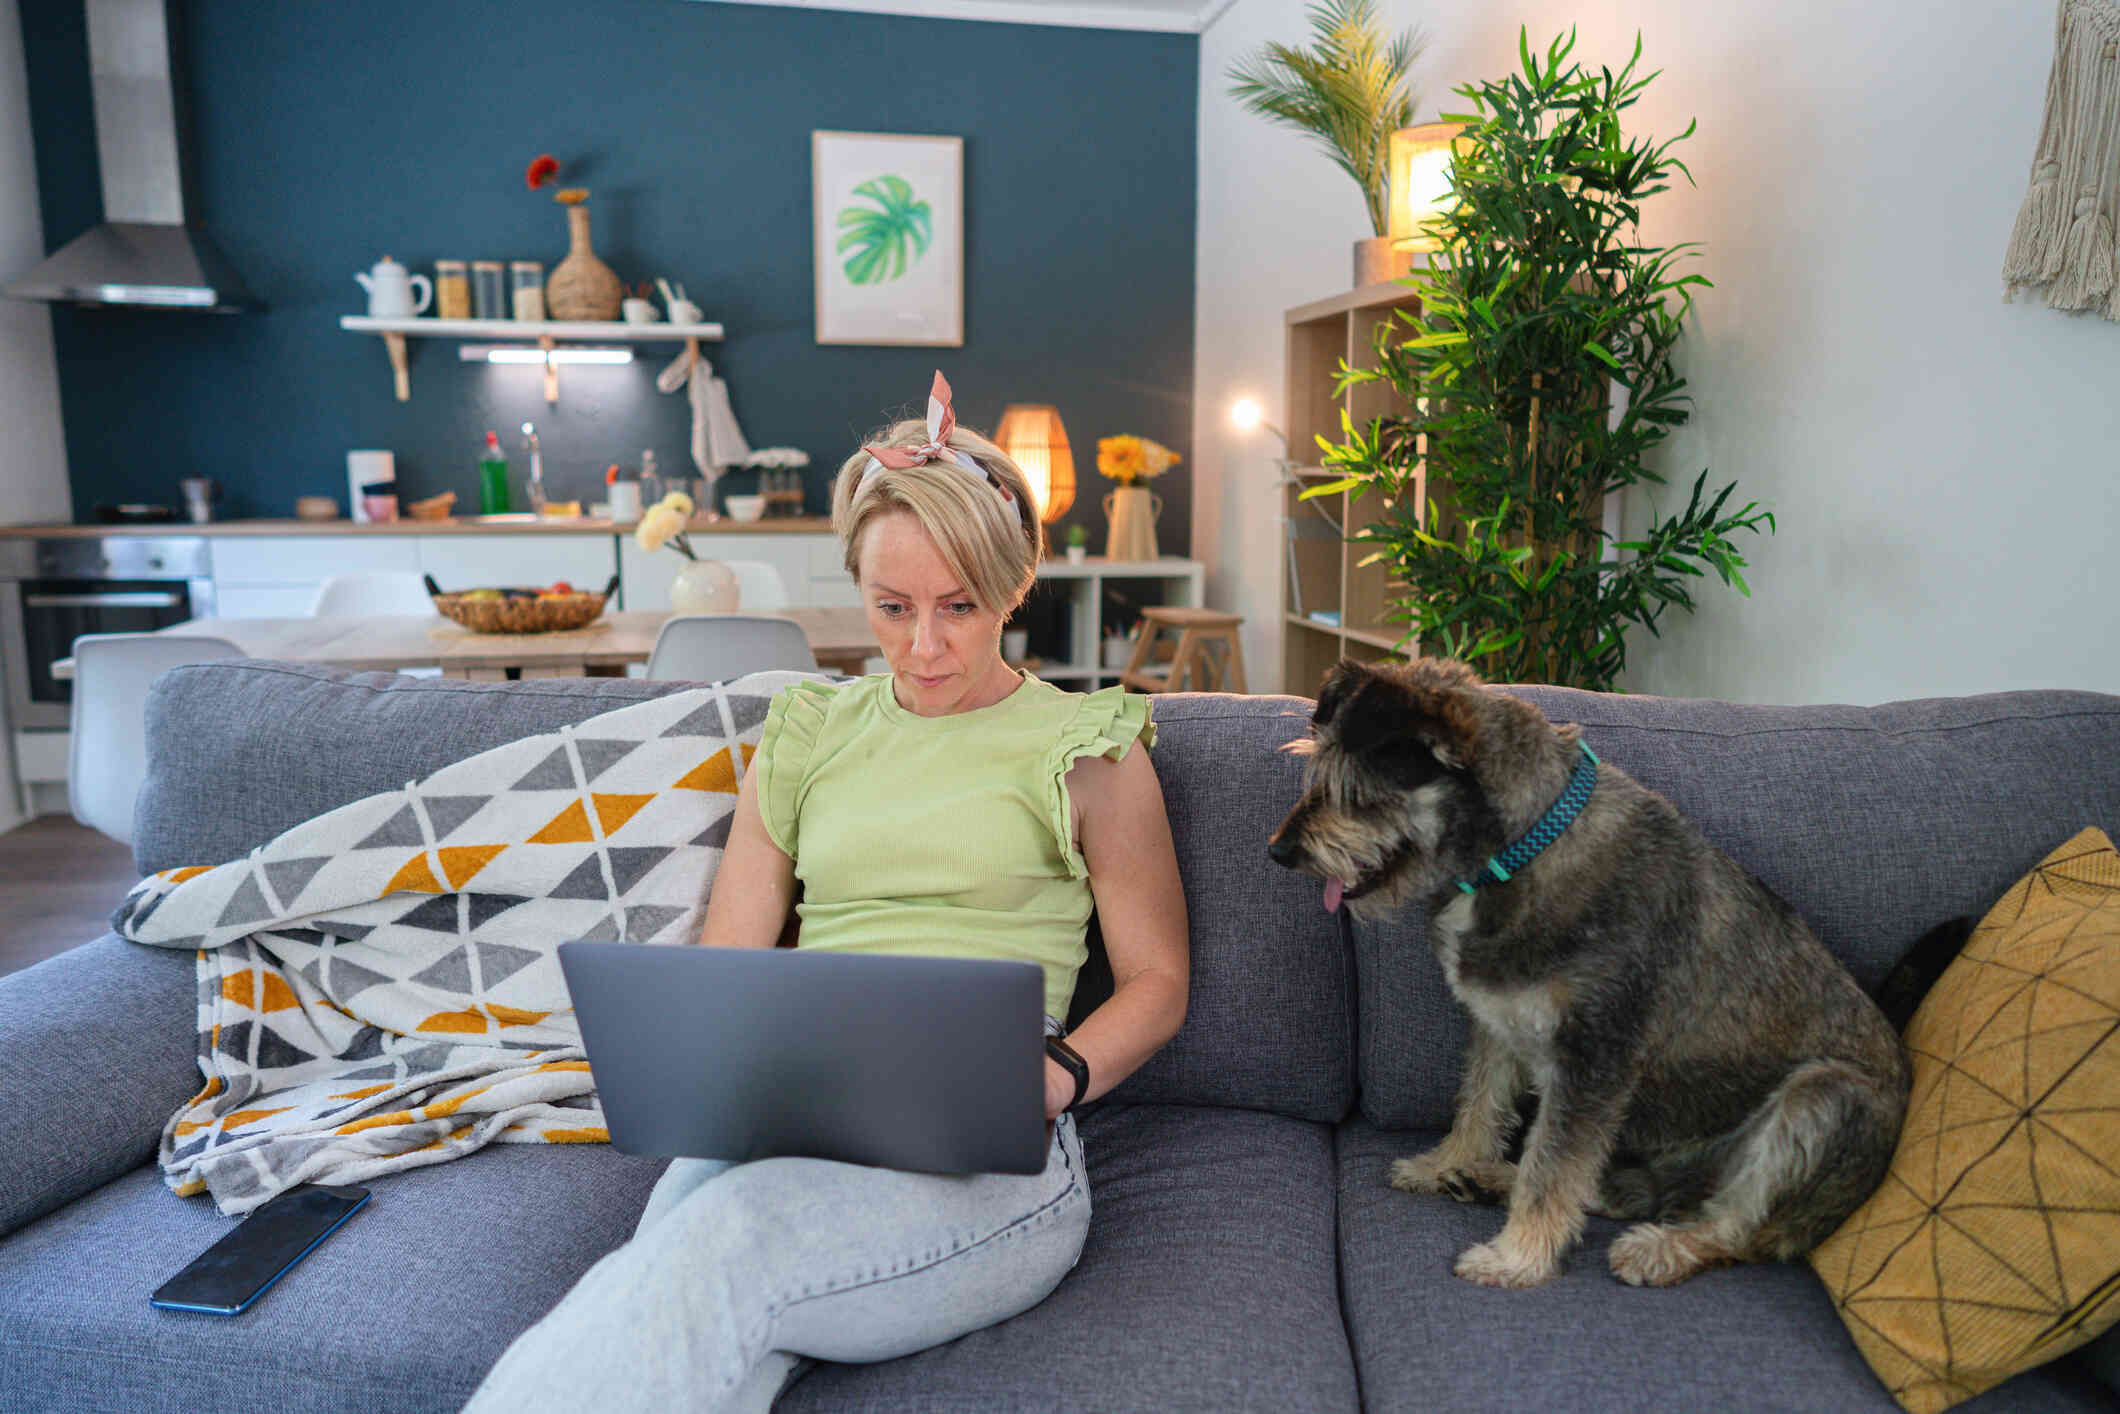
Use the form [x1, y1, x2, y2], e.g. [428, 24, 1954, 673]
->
[1268, 658, 1908, 1290]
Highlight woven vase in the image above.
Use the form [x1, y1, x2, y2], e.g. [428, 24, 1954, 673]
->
[547, 205, 622, 322]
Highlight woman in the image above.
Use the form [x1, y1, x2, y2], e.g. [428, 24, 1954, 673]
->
[467, 372, 1189, 1412]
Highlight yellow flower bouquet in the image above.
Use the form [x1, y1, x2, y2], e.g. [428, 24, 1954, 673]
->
[1096, 435, 1180, 487]
[634, 491, 697, 559]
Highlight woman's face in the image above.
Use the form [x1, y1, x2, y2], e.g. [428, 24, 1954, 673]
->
[856, 511, 1013, 717]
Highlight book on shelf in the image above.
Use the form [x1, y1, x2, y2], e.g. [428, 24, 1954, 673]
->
[1307, 610, 1342, 628]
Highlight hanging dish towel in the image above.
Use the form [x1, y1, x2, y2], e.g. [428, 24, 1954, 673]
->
[659, 344, 752, 483]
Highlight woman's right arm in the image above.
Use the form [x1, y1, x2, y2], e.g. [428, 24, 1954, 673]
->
[694, 764, 796, 949]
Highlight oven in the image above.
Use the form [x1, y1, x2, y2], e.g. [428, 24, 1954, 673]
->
[0, 537, 216, 730]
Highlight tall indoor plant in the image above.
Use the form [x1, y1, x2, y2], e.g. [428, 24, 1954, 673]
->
[1229, 0, 1425, 279]
[1313, 30, 1772, 692]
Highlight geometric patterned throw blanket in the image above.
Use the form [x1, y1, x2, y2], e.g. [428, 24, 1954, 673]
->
[111, 672, 814, 1215]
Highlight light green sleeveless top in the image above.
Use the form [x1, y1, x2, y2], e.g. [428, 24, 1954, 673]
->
[752, 672, 1156, 1020]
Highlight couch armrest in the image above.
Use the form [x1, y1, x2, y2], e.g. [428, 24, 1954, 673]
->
[0, 935, 200, 1238]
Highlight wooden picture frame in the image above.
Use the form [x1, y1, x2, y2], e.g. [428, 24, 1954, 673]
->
[812, 131, 963, 347]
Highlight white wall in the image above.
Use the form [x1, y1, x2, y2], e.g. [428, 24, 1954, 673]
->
[0, 0, 67, 530]
[0, 0, 70, 829]
[1197, 0, 2120, 704]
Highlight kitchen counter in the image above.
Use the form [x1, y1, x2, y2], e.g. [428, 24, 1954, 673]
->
[0, 515, 834, 539]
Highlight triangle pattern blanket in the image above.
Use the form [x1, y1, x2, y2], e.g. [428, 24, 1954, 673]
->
[111, 672, 818, 1215]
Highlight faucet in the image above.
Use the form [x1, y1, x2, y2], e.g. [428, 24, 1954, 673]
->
[520, 421, 546, 513]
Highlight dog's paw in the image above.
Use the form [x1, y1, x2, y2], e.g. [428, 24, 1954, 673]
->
[1389, 1154, 1514, 1204]
[1453, 1240, 1559, 1290]
[1608, 1223, 1715, 1288]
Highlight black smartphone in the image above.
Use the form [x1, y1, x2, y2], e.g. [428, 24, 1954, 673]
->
[148, 1183, 370, 1316]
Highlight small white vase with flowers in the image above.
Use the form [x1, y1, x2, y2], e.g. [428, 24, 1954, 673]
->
[636, 490, 739, 613]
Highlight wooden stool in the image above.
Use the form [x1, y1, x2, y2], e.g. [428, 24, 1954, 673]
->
[1119, 607, 1247, 694]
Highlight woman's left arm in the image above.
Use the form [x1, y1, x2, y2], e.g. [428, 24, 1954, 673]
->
[1048, 740, 1189, 1120]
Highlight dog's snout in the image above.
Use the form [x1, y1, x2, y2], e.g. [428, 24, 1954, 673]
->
[1267, 833, 1301, 867]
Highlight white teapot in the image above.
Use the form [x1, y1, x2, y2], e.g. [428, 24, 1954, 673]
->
[355, 256, 432, 319]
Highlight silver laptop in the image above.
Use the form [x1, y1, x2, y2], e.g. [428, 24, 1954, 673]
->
[558, 942, 1050, 1175]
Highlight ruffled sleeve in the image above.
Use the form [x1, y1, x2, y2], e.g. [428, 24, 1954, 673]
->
[752, 679, 838, 859]
[1045, 686, 1157, 879]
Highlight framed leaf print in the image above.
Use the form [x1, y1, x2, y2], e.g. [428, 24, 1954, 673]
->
[813, 131, 963, 347]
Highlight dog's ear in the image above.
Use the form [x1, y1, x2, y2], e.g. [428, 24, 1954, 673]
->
[1398, 660, 1485, 769]
[1312, 658, 1371, 730]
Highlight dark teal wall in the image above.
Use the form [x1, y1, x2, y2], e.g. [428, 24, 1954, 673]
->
[18, 0, 1196, 547]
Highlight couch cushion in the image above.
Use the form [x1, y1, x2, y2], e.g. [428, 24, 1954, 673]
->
[134, 662, 702, 874]
[1075, 694, 1355, 1120]
[0, 1144, 669, 1413]
[1335, 1119, 2116, 1414]
[0, 935, 198, 1239]
[1354, 688, 2120, 1130]
[780, 1102, 1359, 1413]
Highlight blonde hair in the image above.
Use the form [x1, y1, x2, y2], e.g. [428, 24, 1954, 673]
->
[830, 417, 1045, 614]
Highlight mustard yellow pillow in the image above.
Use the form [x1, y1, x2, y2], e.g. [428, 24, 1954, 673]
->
[1812, 827, 2120, 1413]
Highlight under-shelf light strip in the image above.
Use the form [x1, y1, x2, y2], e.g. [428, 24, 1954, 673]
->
[457, 345, 635, 366]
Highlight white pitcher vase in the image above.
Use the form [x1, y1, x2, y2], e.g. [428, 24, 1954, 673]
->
[669, 558, 740, 614]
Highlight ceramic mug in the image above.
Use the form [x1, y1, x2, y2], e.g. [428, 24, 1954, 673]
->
[666, 298, 703, 325]
[622, 298, 662, 325]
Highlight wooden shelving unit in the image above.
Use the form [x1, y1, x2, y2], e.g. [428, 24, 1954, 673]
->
[1279, 280, 1427, 697]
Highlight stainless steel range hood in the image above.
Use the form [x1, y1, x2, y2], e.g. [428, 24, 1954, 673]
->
[4, 0, 257, 312]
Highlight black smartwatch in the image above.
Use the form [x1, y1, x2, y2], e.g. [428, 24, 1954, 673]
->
[1044, 1035, 1090, 1112]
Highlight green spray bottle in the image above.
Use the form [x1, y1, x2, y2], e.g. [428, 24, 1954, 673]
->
[478, 431, 510, 515]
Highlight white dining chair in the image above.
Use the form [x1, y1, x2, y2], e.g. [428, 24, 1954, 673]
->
[645, 615, 818, 682]
[723, 560, 790, 612]
[69, 632, 246, 846]
[310, 572, 436, 617]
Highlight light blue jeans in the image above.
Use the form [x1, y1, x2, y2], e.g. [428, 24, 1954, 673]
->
[463, 1114, 1090, 1413]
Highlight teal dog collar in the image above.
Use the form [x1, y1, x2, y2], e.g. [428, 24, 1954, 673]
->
[1456, 742, 1600, 896]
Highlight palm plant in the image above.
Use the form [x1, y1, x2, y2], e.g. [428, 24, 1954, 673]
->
[1311, 30, 1772, 692]
[838, 175, 933, 285]
[1227, 0, 1425, 238]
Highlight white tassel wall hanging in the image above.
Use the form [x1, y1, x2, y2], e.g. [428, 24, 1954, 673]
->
[2005, 0, 2120, 319]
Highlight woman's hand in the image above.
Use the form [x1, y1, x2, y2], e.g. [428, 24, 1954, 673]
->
[1044, 1056, 1078, 1122]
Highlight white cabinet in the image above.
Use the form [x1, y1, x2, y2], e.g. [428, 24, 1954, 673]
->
[619, 534, 825, 612]
[418, 536, 616, 595]
[211, 534, 422, 617]
[805, 537, 861, 606]
[208, 532, 619, 618]
[212, 536, 422, 583]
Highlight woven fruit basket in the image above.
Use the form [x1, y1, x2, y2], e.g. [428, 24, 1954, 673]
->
[424, 573, 619, 634]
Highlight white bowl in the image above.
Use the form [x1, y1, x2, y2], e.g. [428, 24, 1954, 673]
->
[725, 494, 766, 522]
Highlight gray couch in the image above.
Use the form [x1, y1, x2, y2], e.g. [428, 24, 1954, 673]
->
[3, 661, 2118, 1413]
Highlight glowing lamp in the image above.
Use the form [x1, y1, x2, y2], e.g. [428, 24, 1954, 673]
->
[994, 403, 1075, 523]
[1388, 122, 1469, 253]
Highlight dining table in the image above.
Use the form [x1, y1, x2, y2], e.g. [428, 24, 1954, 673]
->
[50, 607, 880, 682]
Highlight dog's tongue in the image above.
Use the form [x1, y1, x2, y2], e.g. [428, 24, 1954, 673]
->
[1323, 878, 1345, 914]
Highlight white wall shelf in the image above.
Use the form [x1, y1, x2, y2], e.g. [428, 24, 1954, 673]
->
[339, 315, 726, 404]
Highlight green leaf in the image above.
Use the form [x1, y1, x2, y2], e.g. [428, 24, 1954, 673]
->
[836, 175, 933, 285]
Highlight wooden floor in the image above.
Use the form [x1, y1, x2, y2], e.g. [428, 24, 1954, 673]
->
[0, 815, 140, 979]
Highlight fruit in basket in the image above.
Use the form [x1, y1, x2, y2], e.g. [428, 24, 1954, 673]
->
[549, 580, 574, 595]
[464, 588, 503, 601]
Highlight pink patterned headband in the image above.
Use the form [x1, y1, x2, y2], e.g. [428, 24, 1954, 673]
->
[859, 370, 1014, 505]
